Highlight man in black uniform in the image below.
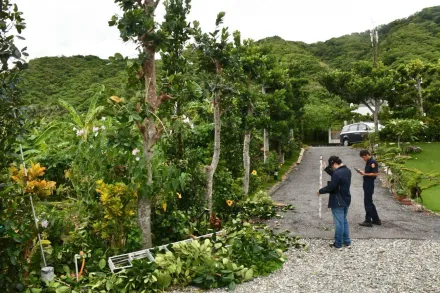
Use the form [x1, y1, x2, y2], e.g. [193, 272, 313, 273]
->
[358, 150, 381, 227]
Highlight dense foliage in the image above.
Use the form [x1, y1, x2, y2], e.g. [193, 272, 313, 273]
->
[2, 2, 440, 292]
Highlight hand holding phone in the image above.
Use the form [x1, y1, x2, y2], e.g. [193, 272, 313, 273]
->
[354, 168, 361, 173]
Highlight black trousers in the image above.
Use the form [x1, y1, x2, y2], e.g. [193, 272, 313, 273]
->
[363, 181, 380, 222]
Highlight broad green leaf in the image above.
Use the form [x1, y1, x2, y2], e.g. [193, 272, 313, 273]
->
[98, 259, 106, 269]
[63, 265, 70, 275]
[244, 268, 253, 281]
[33, 122, 66, 145]
[58, 99, 83, 128]
[85, 86, 105, 125]
[106, 280, 113, 291]
[55, 286, 70, 293]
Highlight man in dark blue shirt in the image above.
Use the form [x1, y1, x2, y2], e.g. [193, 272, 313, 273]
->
[318, 156, 352, 249]
[358, 150, 381, 227]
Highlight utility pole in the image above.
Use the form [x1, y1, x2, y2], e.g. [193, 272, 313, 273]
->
[370, 26, 380, 132]
[371, 26, 378, 68]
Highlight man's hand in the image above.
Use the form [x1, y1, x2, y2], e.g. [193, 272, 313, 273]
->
[360, 170, 365, 175]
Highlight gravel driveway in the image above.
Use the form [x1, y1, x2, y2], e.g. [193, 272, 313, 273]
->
[172, 147, 440, 292]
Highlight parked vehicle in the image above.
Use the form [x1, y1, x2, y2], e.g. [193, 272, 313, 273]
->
[340, 122, 383, 146]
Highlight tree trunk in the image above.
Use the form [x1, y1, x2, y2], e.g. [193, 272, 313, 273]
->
[137, 196, 152, 248]
[243, 103, 253, 196]
[205, 67, 221, 213]
[263, 129, 269, 163]
[136, 1, 161, 247]
[373, 99, 379, 132]
[137, 119, 158, 248]
[416, 78, 424, 117]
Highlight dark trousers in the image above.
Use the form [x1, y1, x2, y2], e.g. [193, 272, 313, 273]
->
[363, 181, 380, 223]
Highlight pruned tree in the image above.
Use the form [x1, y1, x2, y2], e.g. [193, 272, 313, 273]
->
[109, 0, 192, 248]
[231, 32, 268, 196]
[192, 12, 233, 213]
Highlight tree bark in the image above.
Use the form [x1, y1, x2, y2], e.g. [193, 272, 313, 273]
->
[243, 103, 254, 196]
[205, 88, 221, 213]
[135, 0, 163, 249]
[263, 129, 269, 163]
[365, 99, 380, 132]
[416, 78, 424, 117]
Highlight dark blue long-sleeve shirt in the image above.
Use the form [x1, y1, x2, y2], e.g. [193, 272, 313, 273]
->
[319, 165, 352, 208]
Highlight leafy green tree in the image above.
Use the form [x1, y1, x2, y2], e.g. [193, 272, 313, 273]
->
[386, 119, 427, 149]
[0, 0, 27, 171]
[320, 61, 395, 131]
[192, 12, 233, 213]
[231, 33, 268, 195]
[394, 59, 439, 117]
[109, 0, 192, 248]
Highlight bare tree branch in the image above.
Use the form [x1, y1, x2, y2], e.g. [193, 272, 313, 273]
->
[364, 100, 375, 114]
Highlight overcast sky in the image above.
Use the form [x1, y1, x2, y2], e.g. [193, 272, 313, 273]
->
[16, 0, 439, 59]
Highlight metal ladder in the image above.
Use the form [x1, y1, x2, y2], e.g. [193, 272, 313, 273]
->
[108, 231, 224, 273]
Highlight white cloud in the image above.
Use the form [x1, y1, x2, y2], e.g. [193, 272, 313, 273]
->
[16, 0, 439, 59]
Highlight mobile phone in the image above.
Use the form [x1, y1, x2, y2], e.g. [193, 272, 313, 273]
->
[354, 168, 361, 173]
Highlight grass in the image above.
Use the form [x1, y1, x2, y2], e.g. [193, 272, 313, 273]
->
[261, 149, 301, 191]
[404, 143, 440, 212]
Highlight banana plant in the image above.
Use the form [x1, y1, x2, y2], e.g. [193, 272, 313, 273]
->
[34, 85, 105, 144]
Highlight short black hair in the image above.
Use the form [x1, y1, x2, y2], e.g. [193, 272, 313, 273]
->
[328, 156, 342, 166]
[359, 150, 370, 157]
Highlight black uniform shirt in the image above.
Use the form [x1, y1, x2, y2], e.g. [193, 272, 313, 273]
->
[364, 157, 378, 182]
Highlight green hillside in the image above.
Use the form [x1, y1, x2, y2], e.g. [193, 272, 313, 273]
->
[18, 6, 440, 126]
[19, 55, 130, 118]
[308, 6, 440, 69]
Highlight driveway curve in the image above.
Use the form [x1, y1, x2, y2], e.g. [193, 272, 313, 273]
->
[269, 146, 440, 240]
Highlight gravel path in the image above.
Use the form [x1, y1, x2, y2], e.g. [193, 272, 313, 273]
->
[175, 239, 440, 293]
[171, 147, 440, 292]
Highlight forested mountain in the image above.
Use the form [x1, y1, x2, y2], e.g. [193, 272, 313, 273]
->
[18, 6, 440, 123]
[19, 55, 129, 118]
[309, 6, 440, 69]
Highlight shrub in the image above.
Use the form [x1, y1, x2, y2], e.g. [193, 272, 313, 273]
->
[405, 145, 422, 154]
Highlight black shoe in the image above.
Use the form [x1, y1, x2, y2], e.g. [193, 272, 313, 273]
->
[359, 221, 373, 227]
[343, 243, 351, 248]
[329, 243, 342, 249]
[372, 220, 382, 225]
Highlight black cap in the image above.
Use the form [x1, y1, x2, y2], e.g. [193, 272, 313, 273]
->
[328, 156, 340, 166]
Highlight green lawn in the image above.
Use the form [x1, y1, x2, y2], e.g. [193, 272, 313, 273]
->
[404, 143, 440, 212]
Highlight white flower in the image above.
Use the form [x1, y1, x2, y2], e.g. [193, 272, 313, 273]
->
[101, 117, 106, 121]
[132, 148, 140, 156]
[101, 125, 106, 130]
[93, 127, 99, 132]
[41, 220, 48, 228]
[73, 127, 77, 131]
[136, 157, 140, 161]
[76, 129, 84, 136]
